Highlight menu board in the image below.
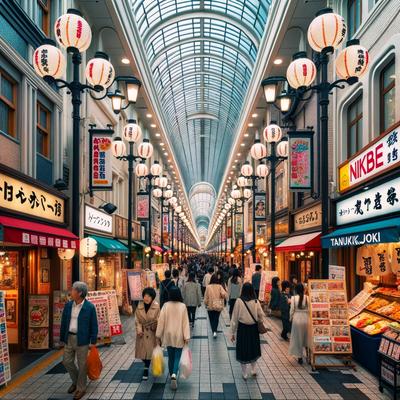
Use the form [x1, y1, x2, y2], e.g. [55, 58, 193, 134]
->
[127, 271, 143, 301]
[153, 263, 169, 281]
[0, 291, 11, 385]
[88, 295, 110, 339]
[309, 280, 352, 355]
[28, 295, 50, 350]
[88, 290, 122, 336]
[53, 291, 70, 347]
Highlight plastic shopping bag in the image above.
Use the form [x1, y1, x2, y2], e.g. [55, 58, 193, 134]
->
[179, 346, 192, 379]
[151, 345, 165, 377]
[87, 346, 102, 380]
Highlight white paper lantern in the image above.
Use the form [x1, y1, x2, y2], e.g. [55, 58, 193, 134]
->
[286, 56, 317, 89]
[336, 41, 369, 79]
[138, 139, 153, 159]
[169, 196, 178, 205]
[276, 140, 289, 158]
[256, 163, 269, 177]
[112, 138, 126, 157]
[153, 188, 162, 198]
[224, 203, 231, 210]
[54, 9, 92, 52]
[263, 123, 283, 143]
[158, 176, 168, 188]
[123, 119, 142, 143]
[165, 189, 173, 199]
[250, 141, 267, 160]
[80, 237, 97, 258]
[237, 176, 248, 187]
[231, 189, 241, 199]
[175, 206, 182, 213]
[307, 10, 346, 52]
[85, 52, 115, 90]
[33, 42, 65, 79]
[58, 248, 75, 260]
[179, 212, 185, 218]
[228, 197, 235, 205]
[243, 188, 252, 199]
[241, 162, 253, 177]
[150, 161, 162, 176]
[135, 162, 148, 177]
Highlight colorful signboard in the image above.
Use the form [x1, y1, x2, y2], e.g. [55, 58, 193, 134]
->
[254, 194, 266, 219]
[336, 176, 400, 225]
[85, 204, 113, 234]
[137, 194, 149, 219]
[294, 203, 322, 232]
[88, 295, 110, 339]
[127, 270, 143, 301]
[0, 291, 11, 385]
[288, 130, 313, 190]
[339, 122, 400, 193]
[0, 172, 65, 223]
[53, 290, 70, 347]
[28, 295, 49, 349]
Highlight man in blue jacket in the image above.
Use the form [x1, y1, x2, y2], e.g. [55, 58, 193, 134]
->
[60, 281, 98, 400]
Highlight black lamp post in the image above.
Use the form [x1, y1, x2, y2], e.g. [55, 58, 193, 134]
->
[260, 8, 369, 276]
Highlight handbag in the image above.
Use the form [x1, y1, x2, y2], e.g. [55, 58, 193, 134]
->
[242, 299, 268, 334]
[211, 298, 224, 311]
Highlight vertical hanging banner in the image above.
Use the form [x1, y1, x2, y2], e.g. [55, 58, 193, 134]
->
[288, 130, 314, 190]
[89, 127, 114, 191]
[136, 193, 149, 219]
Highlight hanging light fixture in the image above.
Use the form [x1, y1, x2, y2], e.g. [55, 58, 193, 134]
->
[263, 123, 283, 143]
[150, 161, 163, 176]
[58, 248, 75, 260]
[336, 39, 369, 79]
[286, 52, 317, 90]
[256, 162, 269, 177]
[158, 175, 168, 188]
[169, 196, 178, 205]
[231, 189, 241, 199]
[228, 197, 235, 205]
[250, 139, 267, 160]
[135, 162, 148, 177]
[153, 188, 162, 198]
[111, 137, 126, 157]
[261, 76, 286, 104]
[109, 90, 125, 114]
[85, 51, 115, 91]
[243, 188, 252, 199]
[165, 189, 173, 199]
[241, 161, 253, 177]
[276, 139, 289, 158]
[138, 139, 153, 159]
[33, 39, 65, 79]
[123, 76, 142, 103]
[80, 237, 97, 258]
[237, 175, 248, 187]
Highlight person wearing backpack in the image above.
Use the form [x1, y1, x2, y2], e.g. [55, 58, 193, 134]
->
[159, 269, 174, 308]
[230, 282, 266, 380]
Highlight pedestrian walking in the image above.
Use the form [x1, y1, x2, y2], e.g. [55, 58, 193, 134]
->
[159, 269, 174, 308]
[288, 283, 309, 364]
[202, 266, 214, 295]
[182, 272, 202, 327]
[230, 283, 266, 380]
[60, 282, 98, 400]
[251, 264, 262, 299]
[156, 286, 190, 390]
[134, 288, 160, 381]
[204, 274, 227, 338]
[269, 276, 281, 317]
[289, 275, 298, 297]
[227, 269, 242, 319]
[280, 280, 291, 341]
[172, 268, 184, 290]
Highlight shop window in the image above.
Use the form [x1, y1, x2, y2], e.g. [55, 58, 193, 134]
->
[0, 70, 17, 138]
[36, 0, 51, 35]
[348, 0, 362, 37]
[347, 95, 363, 157]
[380, 60, 396, 133]
[37, 101, 51, 158]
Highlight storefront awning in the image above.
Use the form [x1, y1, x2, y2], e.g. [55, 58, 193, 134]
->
[0, 215, 79, 249]
[321, 218, 400, 248]
[133, 240, 147, 248]
[89, 235, 128, 253]
[276, 232, 321, 252]
[152, 245, 163, 252]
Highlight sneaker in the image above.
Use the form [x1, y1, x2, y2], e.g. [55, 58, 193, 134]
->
[171, 374, 177, 390]
[251, 370, 257, 377]
[213, 332, 217, 338]
[242, 373, 248, 380]
[298, 357, 303, 365]
[142, 368, 149, 381]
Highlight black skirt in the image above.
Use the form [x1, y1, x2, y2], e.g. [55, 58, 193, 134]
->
[236, 322, 261, 364]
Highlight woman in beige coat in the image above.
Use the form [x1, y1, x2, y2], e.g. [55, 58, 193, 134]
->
[156, 286, 190, 390]
[135, 288, 160, 381]
[204, 274, 227, 338]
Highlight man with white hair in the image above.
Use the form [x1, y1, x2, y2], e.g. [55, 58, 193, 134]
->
[60, 281, 98, 400]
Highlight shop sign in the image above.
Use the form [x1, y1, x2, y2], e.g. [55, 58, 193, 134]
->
[28, 295, 49, 350]
[294, 204, 322, 231]
[85, 205, 113, 234]
[89, 128, 113, 191]
[288, 130, 314, 190]
[114, 215, 140, 240]
[323, 230, 398, 248]
[0, 172, 64, 223]
[336, 176, 400, 225]
[137, 194, 149, 219]
[339, 122, 400, 193]
[329, 265, 345, 280]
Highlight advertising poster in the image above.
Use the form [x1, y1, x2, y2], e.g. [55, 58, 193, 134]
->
[309, 280, 352, 355]
[28, 295, 49, 349]
[0, 291, 11, 385]
[141, 270, 157, 289]
[329, 265, 346, 281]
[53, 291, 70, 347]
[289, 131, 313, 190]
[89, 128, 113, 191]
[136, 194, 149, 219]
[88, 295, 110, 339]
[153, 263, 169, 281]
[259, 270, 278, 302]
[254, 194, 266, 219]
[127, 271, 143, 301]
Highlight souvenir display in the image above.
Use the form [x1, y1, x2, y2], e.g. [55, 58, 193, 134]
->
[0, 291, 11, 385]
[309, 279, 352, 360]
[28, 295, 49, 349]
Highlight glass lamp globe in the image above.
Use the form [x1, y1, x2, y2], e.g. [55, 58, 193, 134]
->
[263, 123, 283, 143]
[135, 162, 148, 177]
[250, 140, 267, 160]
[123, 119, 142, 143]
[150, 161, 162, 176]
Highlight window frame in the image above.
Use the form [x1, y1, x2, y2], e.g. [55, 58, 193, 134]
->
[379, 59, 396, 134]
[0, 69, 17, 139]
[37, 0, 51, 35]
[36, 101, 51, 159]
[347, 0, 362, 38]
[346, 95, 363, 158]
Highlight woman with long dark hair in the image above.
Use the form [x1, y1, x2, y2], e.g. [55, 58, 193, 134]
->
[269, 276, 281, 316]
[182, 272, 202, 327]
[227, 269, 242, 319]
[230, 283, 266, 379]
[204, 274, 227, 338]
[288, 283, 309, 364]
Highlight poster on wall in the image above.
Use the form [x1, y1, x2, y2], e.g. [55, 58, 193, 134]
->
[309, 280, 352, 356]
[0, 291, 11, 385]
[89, 127, 114, 191]
[127, 270, 143, 301]
[137, 194, 149, 220]
[329, 265, 346, 281]
[88, 295, 110, 339]
[288, 130, 313, 190]
[53, 291, 70, 347]
[28, 295, 49, 349]
[153, 264, 169, 281]
[254, 194, 266, 219]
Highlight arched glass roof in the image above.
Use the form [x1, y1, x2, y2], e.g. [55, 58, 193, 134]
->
[131, 0, 272, 234]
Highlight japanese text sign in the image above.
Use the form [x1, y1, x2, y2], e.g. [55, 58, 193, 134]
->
[84, 205, 113, 234]
[89, 128, 113, 191]
[336, 176, 400, 225]
[289, 130, 313, 190]
[339, 122, 400, 193]
[294, 204, 322, 231]
[0, 172, 64, 223]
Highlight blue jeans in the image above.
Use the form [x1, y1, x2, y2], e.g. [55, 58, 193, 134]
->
[167, 347, 182, 376]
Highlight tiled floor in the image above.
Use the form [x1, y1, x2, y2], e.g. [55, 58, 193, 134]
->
[2, 306, 392, 400]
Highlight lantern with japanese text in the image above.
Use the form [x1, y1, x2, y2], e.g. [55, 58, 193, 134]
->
[33, 40, 65, 79]
[58, 248, 75, 260]
[336, 40, 369, 80]
[286, 54, 317, 89]
[138, 139, 153, 159]
[80, 237, 97, 258]
[123, 119, 142, 143]
[135, 162, 148, 177]
[250, 140, 267, 160]
[85, 52, 115, 90]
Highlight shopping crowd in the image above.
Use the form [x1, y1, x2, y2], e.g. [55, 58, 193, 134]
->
[58, 257, 310, 398]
